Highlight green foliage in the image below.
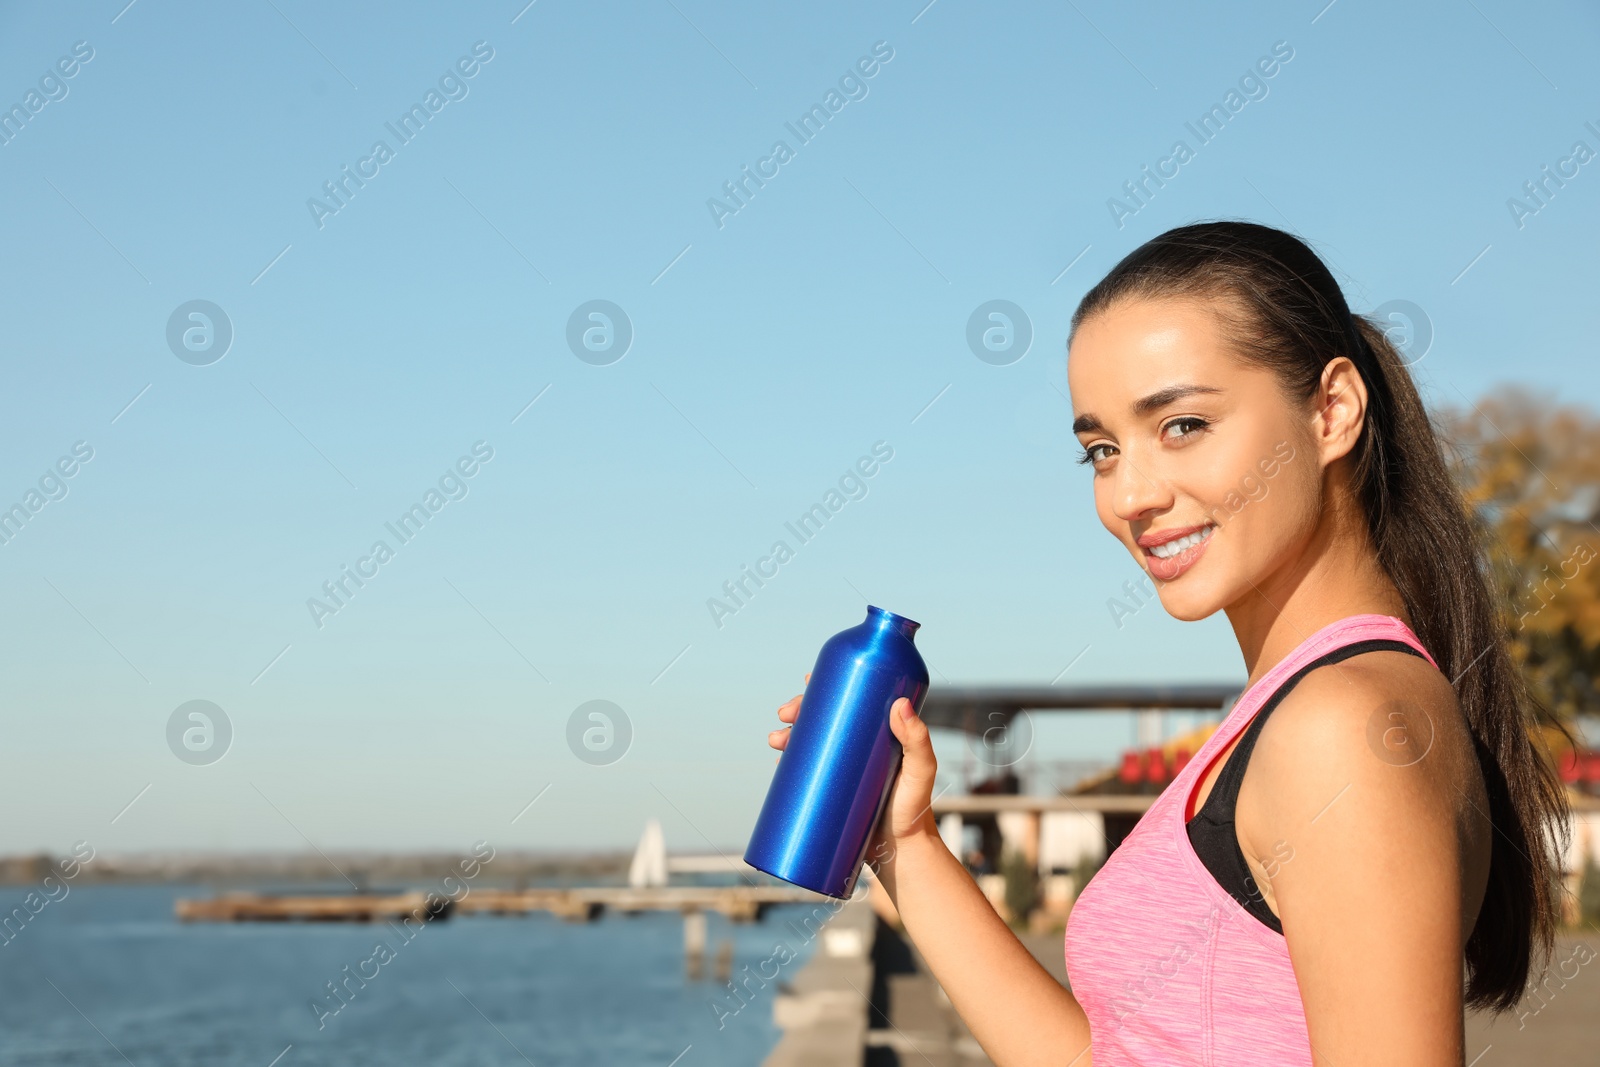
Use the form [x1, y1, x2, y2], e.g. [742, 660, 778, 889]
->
[1072, 849, 1106, 902]
[1440, 390, 1600, 724]
[1000, 846, 1038, 925]
[1581, 857, 1600, 930]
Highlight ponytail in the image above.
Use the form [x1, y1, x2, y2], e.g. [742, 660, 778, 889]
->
[1351, 314, 1574, 1010]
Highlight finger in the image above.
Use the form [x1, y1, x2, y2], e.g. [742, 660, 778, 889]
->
[803, 672, 810, 684]
[768, 726, 791, 751]
[778, 695, 801, 723]
[889, 698, 937, 793]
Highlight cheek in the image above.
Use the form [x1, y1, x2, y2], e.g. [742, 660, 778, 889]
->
[1092, 478, 1112, 526]
[1223, 456, 1319, 557]
[1092, 479, 1131, 547]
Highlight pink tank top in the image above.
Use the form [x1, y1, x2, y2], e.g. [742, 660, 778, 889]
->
[1063, 614, 1437, 1064]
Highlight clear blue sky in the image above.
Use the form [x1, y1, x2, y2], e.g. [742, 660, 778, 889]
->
[1, 0, 1595, 855]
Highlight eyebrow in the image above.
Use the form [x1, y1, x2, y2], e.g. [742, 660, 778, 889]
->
[1072, 384, 1224, 435]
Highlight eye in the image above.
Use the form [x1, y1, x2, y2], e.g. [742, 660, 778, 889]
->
[1162, 416, 1210, 442]
[1076, 442, 1116, 467]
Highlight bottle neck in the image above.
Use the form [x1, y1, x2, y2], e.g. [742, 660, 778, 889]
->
[867, 606, 920, 641]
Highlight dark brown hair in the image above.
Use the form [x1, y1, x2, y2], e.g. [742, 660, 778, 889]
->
[1069, 218, 1574, 1013]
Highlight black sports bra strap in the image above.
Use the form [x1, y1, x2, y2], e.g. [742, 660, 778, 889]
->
[1195, 638, 1428, 821]
[1185, 636, 1428, 933]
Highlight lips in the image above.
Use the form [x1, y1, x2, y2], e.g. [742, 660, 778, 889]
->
[1139, 522, 1215, 581]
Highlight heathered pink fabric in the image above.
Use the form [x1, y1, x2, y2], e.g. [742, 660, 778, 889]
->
[1063, 614, 1437, 1065]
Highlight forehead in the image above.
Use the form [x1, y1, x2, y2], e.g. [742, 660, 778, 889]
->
[1067, 297, 1233, 411]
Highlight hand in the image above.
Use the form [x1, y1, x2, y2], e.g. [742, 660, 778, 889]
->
[766, 672, 809, 757]
[768, 675, 940, 869]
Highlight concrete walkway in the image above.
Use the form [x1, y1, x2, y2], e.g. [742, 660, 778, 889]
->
[1460, 931, 1600, 1065]
[770, 910, 1600, 1065]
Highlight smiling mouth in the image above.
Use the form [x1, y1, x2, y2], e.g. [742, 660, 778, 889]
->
[1146, 523, 1216, 559]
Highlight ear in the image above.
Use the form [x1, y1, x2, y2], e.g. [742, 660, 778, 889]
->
[1312, 356, 1368, 467]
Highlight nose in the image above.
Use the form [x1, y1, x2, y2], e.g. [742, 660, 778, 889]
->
[1110, 451, 1171, 524]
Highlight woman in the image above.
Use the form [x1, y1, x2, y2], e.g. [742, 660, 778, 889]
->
[768, 221, 1573, 1065]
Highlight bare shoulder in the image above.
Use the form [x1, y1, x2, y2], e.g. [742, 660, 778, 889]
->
[1232, 649, 1494, 1058]
[1235, 643, 1484, 934]
[1248, 652, 1472, 819]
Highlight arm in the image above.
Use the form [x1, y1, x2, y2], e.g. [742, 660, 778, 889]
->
[772, 686, 1093, 1066]
[1240, 658, 1485, 1066]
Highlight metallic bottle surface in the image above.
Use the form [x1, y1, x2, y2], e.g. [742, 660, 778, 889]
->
[744, 606, 930, 899]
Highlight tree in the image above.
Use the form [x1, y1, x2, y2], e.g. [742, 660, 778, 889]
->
[1000, 845, 1038, 926]
[1581, 856, 1600, 930]
[1071, 850, 1106, 904]
[1438, 388, 1600, 723]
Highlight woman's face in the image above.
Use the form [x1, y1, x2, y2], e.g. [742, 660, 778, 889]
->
[1066, 296, 1323, 621]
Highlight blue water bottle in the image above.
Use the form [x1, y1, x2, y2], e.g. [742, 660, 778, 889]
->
[744, 606, 931, 899]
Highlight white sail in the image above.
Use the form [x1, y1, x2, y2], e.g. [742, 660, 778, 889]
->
[628, 818, 668, 888]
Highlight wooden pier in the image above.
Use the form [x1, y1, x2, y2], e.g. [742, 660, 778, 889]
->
[173, 884, 827, 924]
[175, 891, 442, 924]
[455, 884, 825, 923]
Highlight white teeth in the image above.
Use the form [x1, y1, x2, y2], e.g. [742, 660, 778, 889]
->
[1149, 524, 1214, 559]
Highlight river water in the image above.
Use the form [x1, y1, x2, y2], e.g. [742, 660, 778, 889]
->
[0, 884, 821, 1066]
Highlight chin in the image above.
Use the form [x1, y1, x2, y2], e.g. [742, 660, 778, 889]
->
[1152, 589, 1224, 622]
[1146, 568, 1235, 622]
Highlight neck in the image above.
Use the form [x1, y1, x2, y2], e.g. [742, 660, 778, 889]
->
[1224, 474, 1407, 689]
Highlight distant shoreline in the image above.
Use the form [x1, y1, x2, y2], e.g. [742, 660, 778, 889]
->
[0, 849, 654, 887]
